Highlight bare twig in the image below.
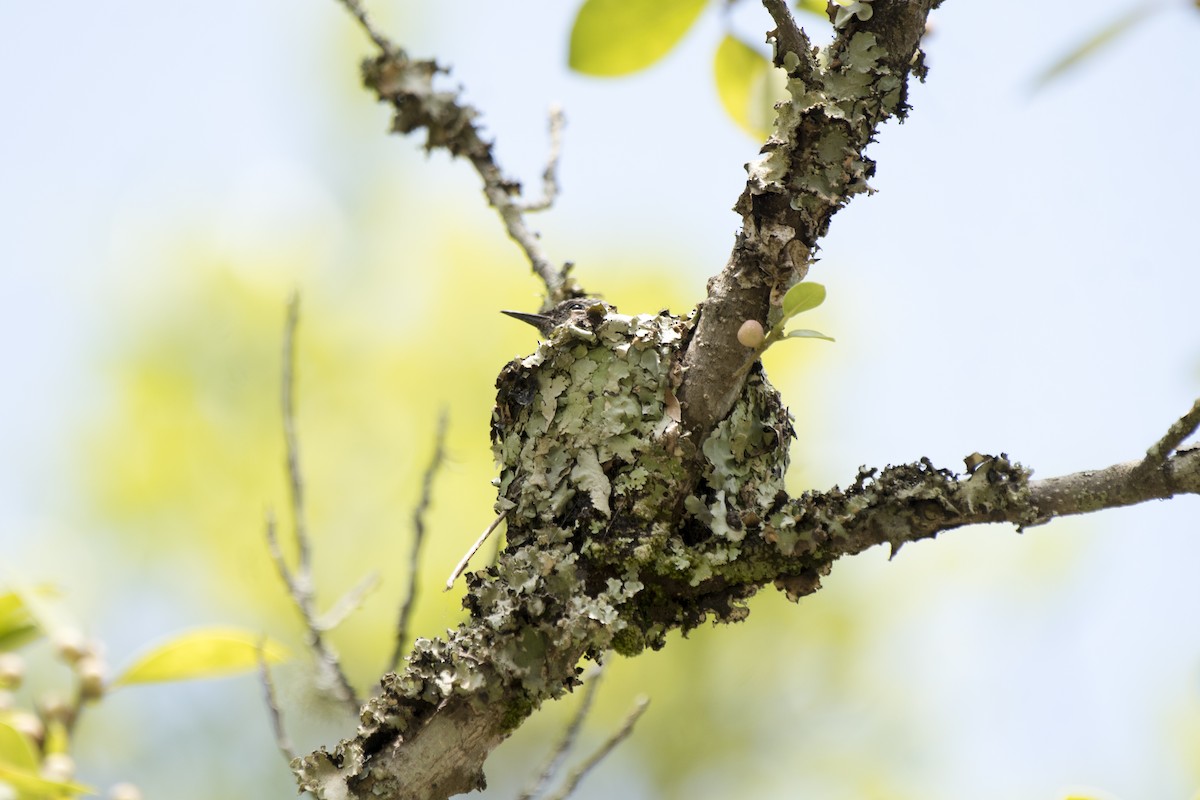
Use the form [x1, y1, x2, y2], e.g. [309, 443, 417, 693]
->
[541, 697, 650, 800]
[1136, 397, 1200, 477]
[518, 106, 566, 213]
[264, 510, 293, 590]
[316, 571, 381, 632]
[388, 409, 449, 672]
[338, 6, 581, 303]
[332, 0, 394, 54]
[282, 292, 311, 580]
[272, 293, 360, 711]
[517, 665, 605, 800]
[445, 512, 507, 590]
[258, 637, 296, 762]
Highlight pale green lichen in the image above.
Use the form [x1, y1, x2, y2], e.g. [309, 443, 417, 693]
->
[832, 0, 873, 28]
[297, 307, 805, 795]
[747, 29, 896, 224]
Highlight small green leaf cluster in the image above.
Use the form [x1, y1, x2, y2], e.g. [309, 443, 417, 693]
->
[0, 587, 287, 800]
[567, 0, 836, 139]
[738, 281, 833, 375]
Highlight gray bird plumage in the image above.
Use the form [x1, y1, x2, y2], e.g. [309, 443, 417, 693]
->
[500, 297, 613, 337]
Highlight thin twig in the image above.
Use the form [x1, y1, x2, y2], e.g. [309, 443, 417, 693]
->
[445, 512, 507, 591]
[517, 665, 605, 800]
[282, 292, 311, 579]
[275, 293, 360, 711]
[468, 129, 567, 299]
[519, 106, 566, 213]
[1136, 397, 1200, 477]
[541, 697, 651, 800]
[340, 5, 583, 303]
[389, 409, 450, 672]
[258, 637, 296, 762]
[488, 516, 505, 568]
[265, 510, 295, 594]
[332, 0, 394, 54]
[316, 571, 381, 631]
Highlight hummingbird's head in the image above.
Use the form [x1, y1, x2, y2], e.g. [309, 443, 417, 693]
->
[501, 297, 614, 337]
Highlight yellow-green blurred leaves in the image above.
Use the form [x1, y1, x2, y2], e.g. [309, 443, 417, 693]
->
[0, 765, 92, 800]
[0, 721, 93, 800]
[795, 0, 830, 17]
[567, 2, 820, 137]
[713, 35, 784, 140]
[569, 0, 708, 76]
[86, 243, 531, 686]
[112, 627, 288, 687]
[0, 722, 38, 774]
[0, 593, 39, 652]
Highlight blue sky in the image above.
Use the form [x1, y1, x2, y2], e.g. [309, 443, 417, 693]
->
[2, 1, 1199, 798]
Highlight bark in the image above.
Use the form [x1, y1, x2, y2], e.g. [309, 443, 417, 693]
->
[292, 3, 1199, 799]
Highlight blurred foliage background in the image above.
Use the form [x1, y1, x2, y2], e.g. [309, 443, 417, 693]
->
[2, 1, 1200, 799]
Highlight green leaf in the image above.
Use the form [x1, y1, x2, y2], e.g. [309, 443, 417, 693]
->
[785, 328, 835, 342]
[0, 721, 39, 771]
[1032, 1, 1160, 89]
[568, 0, 708, 77]
[0, 762, 94, 799]
[0, 592, 40, 652]
[713, 35, 783, 139]
[111, 627, 288, 687]
[780, 281, 826, 321]
[795, 0, 829, 17]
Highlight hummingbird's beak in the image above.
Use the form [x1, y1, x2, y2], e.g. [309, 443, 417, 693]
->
[501, 309, 553, 331]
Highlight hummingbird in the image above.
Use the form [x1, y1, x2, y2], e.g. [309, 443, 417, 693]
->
[501, 297, 614, 338]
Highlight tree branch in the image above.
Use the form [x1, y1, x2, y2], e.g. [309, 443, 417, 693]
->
[679, 0, 940, 436]
[293, 441, 1200, 800]
[291, 4, 1198, 800]
[268, 293, 360, 712]
[388, 409, 448, 673]
[1135, 397, 1200, 478]
[335, 2, 582, 306]
[518, 105, 567, 214]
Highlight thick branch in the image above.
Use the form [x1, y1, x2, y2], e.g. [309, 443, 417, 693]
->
[294, 445, 1199, 800]
[679, 0, 940, 435]
[299, 6, 1199, 800]
[781, 449, 1200, 578]
[1033, 446, 1200, 520]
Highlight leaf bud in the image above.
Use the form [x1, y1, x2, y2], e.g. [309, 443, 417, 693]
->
[736, 319, 765, 348]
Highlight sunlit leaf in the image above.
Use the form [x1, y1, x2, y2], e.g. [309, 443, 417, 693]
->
[785, 328, 835, 342]
[1033, 1, 1161, 89]
[111, 627, 288, 687]
[0, 593, 40, 652]
[795, 0, 829, 17]
[569, 0, 708, 76]
[0, 721, 38, 771]
[0, 762, 93, 799]
[780, 281, 826, 321]
[714, 34, 783, 139]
